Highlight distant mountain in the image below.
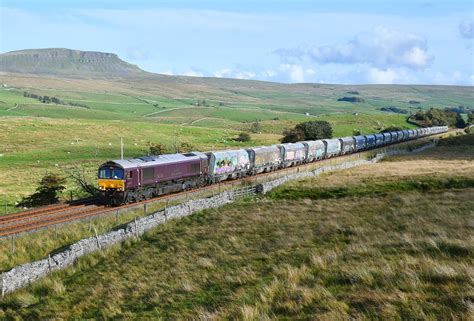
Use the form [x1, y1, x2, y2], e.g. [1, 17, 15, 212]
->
[0, 48, 146, 77]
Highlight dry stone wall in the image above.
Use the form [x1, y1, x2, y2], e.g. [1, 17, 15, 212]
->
[0, 141, 436, 296]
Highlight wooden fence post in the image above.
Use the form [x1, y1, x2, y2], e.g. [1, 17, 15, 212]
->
[11, 235, 14, 255]
[134, 218, 139, 238]
[2, 274, 5, 298]
[93, 227, 101, 249]
[48, 254, 52, 275]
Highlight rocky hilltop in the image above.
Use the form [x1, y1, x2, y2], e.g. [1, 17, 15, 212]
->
[0, 48, 146, 78]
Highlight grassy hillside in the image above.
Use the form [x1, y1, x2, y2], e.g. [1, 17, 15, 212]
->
[1, 134, 472, 319]
[0, 51, 472, 203]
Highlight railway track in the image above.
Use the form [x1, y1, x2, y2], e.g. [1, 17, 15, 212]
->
[0, 136, 442, 238]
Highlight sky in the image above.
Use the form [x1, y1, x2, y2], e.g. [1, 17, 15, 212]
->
[1, 0, 473, 85]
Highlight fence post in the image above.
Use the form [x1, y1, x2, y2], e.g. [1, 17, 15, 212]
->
[11, 235, 14, 255]
[1, 274, 5, 298]
[93, 227, 101, 249]
[48, 254, 52, 275]
[143, 203, 147, 215]
[134, 218, 139, 238]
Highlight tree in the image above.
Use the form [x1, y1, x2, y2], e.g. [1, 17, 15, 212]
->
[296, 121, 332, 140]
[281, 128, 305, 143]
[66, 166, 98, 197]
[17, 174, 66, 208]
[281, 120, 332, 143]
[235, 132, 251, 142]
[413, 108, 467, 128]
[467, 112, 474, 125]
[454, 113, 466, 128]
[352, 129, 361, 136]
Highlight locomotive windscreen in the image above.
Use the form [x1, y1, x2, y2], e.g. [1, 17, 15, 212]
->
[99, 167, 124, 179]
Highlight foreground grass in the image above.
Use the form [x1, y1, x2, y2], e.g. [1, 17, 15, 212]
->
[1, 189, 471, 319]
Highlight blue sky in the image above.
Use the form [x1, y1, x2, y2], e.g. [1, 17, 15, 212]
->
[1, 0, 473, 85]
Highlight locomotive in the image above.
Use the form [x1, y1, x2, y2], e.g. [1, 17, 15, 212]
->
[98, 126, 448, 205]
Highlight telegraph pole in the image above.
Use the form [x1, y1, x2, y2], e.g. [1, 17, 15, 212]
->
[120, 137, 124, 160]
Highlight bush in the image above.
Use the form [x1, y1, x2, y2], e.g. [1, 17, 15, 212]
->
[148, 142, 167, 155]
[413, 108, 466, 128]
[379, 126, 404, 133]
[235, 132, 251, 142]
[337, 96, 365, 103]
[173, 142, 194, 153]
[17, 174, 66, 208]
[249, 121, 261, 134]
[282, 121, 332, 143]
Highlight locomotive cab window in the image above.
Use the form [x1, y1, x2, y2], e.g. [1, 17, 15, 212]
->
[99, 168, 124, 179]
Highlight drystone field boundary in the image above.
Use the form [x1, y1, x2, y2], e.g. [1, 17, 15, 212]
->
[0, 141, 436, 296]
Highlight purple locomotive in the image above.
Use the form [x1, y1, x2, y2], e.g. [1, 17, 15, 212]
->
[98, 152, 208, 205]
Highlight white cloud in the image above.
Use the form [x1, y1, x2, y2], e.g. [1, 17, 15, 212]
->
[159, 70, 174, 75]
[459, 19, 474, 39]
[368, 68, 397, 84]
[276, 26, 434, 70]
[183, 69, 204, 77]
[213, 68, 233, 78]
[402, 46, 431, 69]
[280, 64, 305, 82]
[235, 71, 256, 79]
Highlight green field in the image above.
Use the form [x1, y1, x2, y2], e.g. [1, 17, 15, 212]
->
[1, 134, 472, 319]
[0, 73, 472, 204]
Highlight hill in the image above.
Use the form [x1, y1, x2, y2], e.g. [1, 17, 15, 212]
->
[0, 48, 145, 77]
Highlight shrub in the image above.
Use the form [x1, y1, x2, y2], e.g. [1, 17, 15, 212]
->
[235, 132, 251, 142]
[379, 126, 404, 133]
[282, 121, 332, 143]
[148, 142, 167, 155]
[337, 96, 365, 103]
[17, 174, 66, 208]
[413, 108, 466, 128]
[249, 121, 261, 134]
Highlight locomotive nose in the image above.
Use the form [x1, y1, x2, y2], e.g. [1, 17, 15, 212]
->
[98, 179, 125, 191]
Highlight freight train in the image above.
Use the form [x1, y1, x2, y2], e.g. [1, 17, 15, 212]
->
[98, 126, 448, 205]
